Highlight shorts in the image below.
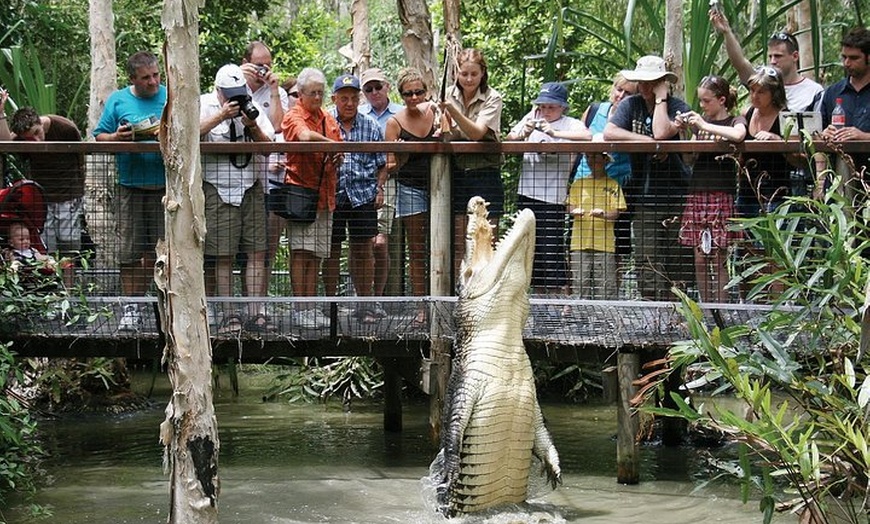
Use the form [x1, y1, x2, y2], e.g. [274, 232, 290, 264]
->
[678, 191, 740, 249]
[203, 180, 267, 257]
[377, 179, 397, 235]
[42, 197, 84, 253]
[288, 210, 333, 259]
[332, 199, 378, 244]
[571, 250, 617, 299]
[116, 185, 165, 265]
[396, 182, 429, 218]
[517, 195, 568, 288]
[452, 166, 504, 216]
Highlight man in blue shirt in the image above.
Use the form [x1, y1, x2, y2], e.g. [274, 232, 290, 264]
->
[359, 68, 403, 314]
[94, 51, 167, 331]
[323, 74, 387, 323]
[817, 27, 870, 186]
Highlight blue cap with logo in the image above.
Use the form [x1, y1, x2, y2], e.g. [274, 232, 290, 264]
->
[533, 82, 569, 107]
[333, 74, 361, 93]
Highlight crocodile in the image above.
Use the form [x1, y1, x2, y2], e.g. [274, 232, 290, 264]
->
[431, 196, 561, 517]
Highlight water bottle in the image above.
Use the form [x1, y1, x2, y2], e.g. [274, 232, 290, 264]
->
[832, 98, 846, 128]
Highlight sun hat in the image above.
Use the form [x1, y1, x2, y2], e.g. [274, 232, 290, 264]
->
[215, 64, 249, 99]
[620, 56, 678, 83]
[533, 82, 569, 107]
[332, 74, 361, 93]
[360, 68, 388, 86]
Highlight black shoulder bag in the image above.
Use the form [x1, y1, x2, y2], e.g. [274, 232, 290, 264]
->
[267, 119, 327, 224]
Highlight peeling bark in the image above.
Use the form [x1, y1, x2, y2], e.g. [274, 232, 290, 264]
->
[397, 0, 436, 93]
[663, 0, 684, 99]
[86, 0, 118, 269]
[158, 0, 218, 522]
[351, 0, 371, 73]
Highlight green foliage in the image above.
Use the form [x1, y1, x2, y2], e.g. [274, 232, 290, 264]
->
[0, 45, 57, 115]
[0, 342, 47, 519]
[639, 150, 870, 522]
[265, 357, 383, 404]
[533, 361, 603, 402]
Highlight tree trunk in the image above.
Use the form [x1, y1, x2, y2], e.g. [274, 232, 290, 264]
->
[157, 1, 219, 523]
[794, 0, 817, 80]
[443, 0, 461, 45]
[351, 0, 370, 73]
[86, 0, 118, 271]
[663, 0, 685, 99]
[397, 0, 436, 93]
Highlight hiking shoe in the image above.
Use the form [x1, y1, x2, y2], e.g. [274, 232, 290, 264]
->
[118, 304, 142, 332]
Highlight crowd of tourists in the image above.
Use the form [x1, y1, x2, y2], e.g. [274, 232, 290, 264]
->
[1, 14, 868, 332]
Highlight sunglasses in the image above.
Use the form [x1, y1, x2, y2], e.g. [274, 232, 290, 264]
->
[363, 82, 384, 93]
[401, 89, 426, 98]
[770, 31, 797, 44]
[755, 65, 780, 78]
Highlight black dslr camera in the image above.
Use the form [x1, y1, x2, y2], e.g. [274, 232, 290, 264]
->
[221, 85, 260, 121]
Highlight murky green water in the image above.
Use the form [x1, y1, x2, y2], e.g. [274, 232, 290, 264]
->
[5, 372, 784, 523]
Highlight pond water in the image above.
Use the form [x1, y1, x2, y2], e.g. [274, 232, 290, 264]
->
[6, 372, 787, 523]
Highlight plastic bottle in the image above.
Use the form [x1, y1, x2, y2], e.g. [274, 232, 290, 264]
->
[832, 98, 846, 128]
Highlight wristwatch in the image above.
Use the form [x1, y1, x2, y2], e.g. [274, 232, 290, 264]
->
[655, 98, 666, 105]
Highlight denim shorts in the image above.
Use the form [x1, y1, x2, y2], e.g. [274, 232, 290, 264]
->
[396, 182, 429, 218]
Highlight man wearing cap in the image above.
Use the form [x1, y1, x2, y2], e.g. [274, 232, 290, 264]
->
[94, 51, 167, 331]
[323, 74, 388, 323]
[604, 55, 693, 300]
[200, 63, 275, 333]
[710, 10, 823, 112]
[359, 68, 404, 313]
[506, 82, 585, 298]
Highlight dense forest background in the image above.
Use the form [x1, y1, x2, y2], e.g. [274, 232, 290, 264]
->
[1, 0, 865, 135]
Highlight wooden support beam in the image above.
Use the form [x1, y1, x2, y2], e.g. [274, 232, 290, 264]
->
[617, 352, 640, 484]
[381, 358, 403, 433]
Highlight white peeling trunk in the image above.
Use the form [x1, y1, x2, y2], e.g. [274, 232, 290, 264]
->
[157, 1, 218, 523]
[794, 0, 817, 80]
[351, 0, 371, 73]
[663, 0, 684, 99]
[397, 0, 436, 94]
[86, 0, 118, 270]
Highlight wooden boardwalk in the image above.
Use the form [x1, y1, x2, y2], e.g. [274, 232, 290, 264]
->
[6, 295, 776, 363]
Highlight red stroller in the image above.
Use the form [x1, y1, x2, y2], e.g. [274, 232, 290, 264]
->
[0, 178, 48, 253]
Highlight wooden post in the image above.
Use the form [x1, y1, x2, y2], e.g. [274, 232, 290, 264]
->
[381, 357, 403, 432]
[428, 152, 452, 444]
[616, 351, 639, 484]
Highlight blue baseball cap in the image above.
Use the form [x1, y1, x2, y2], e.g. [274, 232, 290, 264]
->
[533, 82, 569, 107]
[332, 74, 361, 93]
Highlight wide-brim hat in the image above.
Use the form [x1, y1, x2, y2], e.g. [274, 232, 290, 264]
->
[533, 82, 569, 107]
[620, 55, 678, 83]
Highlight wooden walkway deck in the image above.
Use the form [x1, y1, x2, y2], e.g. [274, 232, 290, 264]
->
[6, 295, 776, 363]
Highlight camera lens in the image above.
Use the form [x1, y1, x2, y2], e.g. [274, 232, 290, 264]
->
[257, 66, 268, 77]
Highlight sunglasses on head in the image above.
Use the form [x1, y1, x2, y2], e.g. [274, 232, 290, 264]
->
[363, 82, 384, 93]
[770, 31, 797, 44]
[756, 66, 780, 78]
[401, 89, 426, 98]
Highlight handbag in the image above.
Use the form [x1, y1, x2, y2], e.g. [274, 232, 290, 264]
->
[267, 118, 328, 224]
[268, 181, 319, 223]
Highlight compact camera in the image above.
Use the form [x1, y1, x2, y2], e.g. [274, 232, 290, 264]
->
[256, 65, 269, 77]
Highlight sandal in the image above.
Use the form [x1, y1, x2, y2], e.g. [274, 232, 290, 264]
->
[218, 313, 244, 334]
[245, 313, 277, 333]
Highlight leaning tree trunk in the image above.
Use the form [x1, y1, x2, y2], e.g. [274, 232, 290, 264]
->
[86, 0, 118, 272]
[397, 0, 436, 93]
[351, 0, 371, 73]
[157, 0, 219, 523]
[663, 0, 684, 99]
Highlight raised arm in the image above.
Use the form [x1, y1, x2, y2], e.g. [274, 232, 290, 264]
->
[710, 9, 755, 84]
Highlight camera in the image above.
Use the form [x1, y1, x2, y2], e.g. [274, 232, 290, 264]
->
[256, 65, 269, 77]
[533, 119, 545, 130]
[709, 0, 722, 14]
[230, 94, 260, 121]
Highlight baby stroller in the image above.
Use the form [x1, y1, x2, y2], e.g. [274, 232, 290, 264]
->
[0, 178, 48, 253]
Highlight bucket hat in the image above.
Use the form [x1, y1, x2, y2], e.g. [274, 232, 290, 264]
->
[620, 56, 678, 83]
[533, 82, 569, 107]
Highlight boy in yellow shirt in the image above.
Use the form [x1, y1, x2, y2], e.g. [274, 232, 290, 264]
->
[567, 152, 627, 299]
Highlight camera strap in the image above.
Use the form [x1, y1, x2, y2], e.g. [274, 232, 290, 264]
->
[229, 120, 252, 169]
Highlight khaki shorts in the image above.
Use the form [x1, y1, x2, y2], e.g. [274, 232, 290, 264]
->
[43, 197, 83, 253]
[203, 180, 267, 257]
[288, 210, 333, 259]
[116, 185, 165, 265]
[376, 179, 397, 235]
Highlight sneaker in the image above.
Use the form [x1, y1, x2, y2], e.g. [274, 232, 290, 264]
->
[118, 304, 142, 332]
[371, 302, 388, 318]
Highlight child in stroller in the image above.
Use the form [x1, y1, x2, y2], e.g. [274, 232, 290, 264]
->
[0, 179, 59, 291]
